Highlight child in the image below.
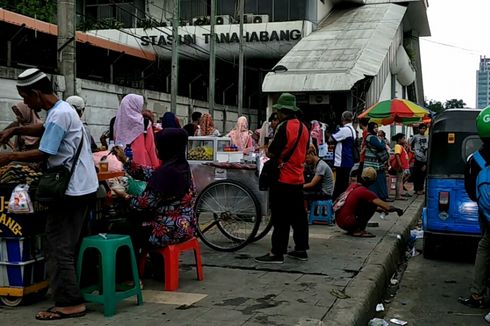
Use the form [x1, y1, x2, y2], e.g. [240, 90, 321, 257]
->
[391, 133, 410, 200]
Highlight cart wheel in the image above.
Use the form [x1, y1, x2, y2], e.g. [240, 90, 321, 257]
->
[252, 214, 273, 242]
[195, 180, 261, 251]
[0, 296, 23, 307]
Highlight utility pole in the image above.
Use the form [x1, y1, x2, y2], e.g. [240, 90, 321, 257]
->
[171, 0, 179, 114]
[57, 0, 76, 97]
[208, 0, 216, 118]
[238, 0, 244, 116]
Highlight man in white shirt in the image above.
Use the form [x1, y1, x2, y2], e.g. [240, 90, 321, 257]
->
[330, 111, 357, 199]
[0, 68, 97, 320]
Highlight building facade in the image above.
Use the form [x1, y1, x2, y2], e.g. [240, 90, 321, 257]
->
[477, 56, 490, 109]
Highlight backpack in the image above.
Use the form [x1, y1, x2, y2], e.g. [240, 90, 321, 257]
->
[473, 151, 490, 221]
[348, 126, 360, 163]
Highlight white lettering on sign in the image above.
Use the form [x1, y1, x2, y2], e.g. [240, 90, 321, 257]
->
[0, 213, 22, 236]
[483, 114, 490, 123]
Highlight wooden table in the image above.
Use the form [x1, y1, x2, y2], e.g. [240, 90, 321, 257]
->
[97, 171, 125, 181]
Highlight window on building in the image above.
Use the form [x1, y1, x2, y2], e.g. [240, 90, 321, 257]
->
[274, 0, 288, 21]
[85, 0, 142, 28]
[258, 0, 272, 15]
[290, 0, 306, 20]
[181, 0, 208, 21]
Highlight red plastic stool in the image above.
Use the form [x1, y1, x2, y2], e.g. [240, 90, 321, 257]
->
[138, 237, 204, 291]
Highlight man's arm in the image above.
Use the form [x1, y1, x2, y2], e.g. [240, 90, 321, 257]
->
[0, 123, 44, 144]
[0, 149, 47, 166]
[304, 175, 322, 190]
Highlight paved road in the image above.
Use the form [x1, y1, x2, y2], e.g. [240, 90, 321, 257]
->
[380, 252, 489, 326]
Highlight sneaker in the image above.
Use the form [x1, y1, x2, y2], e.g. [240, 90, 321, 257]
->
[254, 253, 284, 264]
[287, 250, 308, 261]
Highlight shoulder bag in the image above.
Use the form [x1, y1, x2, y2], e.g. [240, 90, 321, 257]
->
[365, 135, 389, 163]
[348, 126, 360, 163]
[259, 121, 304, 191]
[36, 131, 84, 203]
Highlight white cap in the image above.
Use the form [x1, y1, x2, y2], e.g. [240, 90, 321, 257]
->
[17, 68, 48, 87]
[66, 96, 86, 112]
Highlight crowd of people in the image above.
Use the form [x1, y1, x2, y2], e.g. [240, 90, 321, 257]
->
[0, 68, 417, 318]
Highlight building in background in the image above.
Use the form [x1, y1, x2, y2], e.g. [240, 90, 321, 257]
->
[477, 56, 490, 109]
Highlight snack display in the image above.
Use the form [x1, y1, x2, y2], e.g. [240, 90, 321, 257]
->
[188, 146, 213, 161]
[0, 163, 43, 185]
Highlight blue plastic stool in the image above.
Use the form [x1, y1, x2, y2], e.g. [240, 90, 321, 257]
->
[76, 234, 143, 317]
[308, 200, 334, 225]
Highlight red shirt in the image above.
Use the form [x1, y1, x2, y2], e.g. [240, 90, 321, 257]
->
[268, 118, 309, 185]
[336, 184, 378, 230]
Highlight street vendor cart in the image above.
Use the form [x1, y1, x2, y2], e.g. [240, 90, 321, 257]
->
[0, 165, 49, 307]
[188, 136, 272, 252]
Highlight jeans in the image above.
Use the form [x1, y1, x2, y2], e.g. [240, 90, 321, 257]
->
[412, 160, 427, 192]
[472, 228, 490, 297]
[45, 193, 95, 307]
[270, 183, 309, 256]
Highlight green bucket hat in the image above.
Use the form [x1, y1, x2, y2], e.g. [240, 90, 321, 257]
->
[273, 93, 300, 112]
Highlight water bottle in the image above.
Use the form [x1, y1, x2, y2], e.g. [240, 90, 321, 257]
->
[124, 144, 133, 161]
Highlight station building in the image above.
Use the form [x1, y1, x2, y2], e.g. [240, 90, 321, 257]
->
[0, 0, 430, 137]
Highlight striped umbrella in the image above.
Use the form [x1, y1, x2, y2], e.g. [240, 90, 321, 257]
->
[358, 99, 430, 125]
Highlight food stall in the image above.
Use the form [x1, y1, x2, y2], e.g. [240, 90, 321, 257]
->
[0, 163, 48, 306]
[187, 136, 271, 252]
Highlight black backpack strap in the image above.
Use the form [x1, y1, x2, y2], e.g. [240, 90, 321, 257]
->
[282, 121, 304, 164]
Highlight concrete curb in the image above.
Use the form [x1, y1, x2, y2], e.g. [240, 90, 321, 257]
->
[325, 197, 424, 326]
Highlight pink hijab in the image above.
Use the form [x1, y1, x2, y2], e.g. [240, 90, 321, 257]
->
[12, 102, 42, 146]
[228, 116, 253, 151]
[114, 94, 145, 146]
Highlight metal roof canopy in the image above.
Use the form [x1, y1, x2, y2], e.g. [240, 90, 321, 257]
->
[262, 3, 407, 93]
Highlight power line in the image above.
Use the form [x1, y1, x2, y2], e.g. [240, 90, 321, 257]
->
[420, 38, 482, 55]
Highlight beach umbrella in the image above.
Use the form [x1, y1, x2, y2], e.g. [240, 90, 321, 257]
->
[358, 99, 430, 125]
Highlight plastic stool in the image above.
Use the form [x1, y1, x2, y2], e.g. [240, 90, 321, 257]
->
[77, 234, 143, 317]
[308, 200, 334, 225]
[139, 237, 203, 291]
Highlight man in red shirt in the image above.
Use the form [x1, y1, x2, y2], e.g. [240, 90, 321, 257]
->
[335, 167, 404, 237]
[255, 93, 310, 263]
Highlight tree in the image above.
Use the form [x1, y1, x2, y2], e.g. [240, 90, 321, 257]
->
[444, 99, 466, 109]
[0, 0, 56, 24]
[424, 99, 444, 113]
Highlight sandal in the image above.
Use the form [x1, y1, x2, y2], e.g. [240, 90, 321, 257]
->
[350, 231, 376, 238]
[35, 306, 87, 321]
[458, 295, 485, 308]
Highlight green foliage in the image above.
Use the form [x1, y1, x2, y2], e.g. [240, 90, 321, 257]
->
[78, 18, 125, 32]
[444, 98, 466, 109]
[0, 0, 57, 23]
[424, 99, 444, 113]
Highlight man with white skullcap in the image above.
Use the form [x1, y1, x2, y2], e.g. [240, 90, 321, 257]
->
[66, 95, 98, 151]
[0, 68, 97, 320]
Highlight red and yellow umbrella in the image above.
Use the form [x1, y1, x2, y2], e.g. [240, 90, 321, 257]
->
[358, 99, 430, 125]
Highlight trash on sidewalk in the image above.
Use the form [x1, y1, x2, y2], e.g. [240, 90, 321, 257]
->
[368, 318, 389, 326]
[376, 303, 385, 312]
[407, 228, 424, 257]
[330, 288, 350, 299]
[390, 277, 399, 286]
[390, 318, 408, 325]
[485, 311, 490, 323]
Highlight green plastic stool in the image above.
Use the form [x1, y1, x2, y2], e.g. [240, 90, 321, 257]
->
[77, 234, 143, 317]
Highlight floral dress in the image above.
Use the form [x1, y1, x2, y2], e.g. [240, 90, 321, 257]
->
[124, 162, 196, 247]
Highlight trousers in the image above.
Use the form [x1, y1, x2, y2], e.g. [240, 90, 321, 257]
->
[270, 183, 309, 256]
[46, 193, 95, 307]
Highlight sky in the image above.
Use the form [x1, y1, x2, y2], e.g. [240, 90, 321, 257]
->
[420, 0, 490, 107]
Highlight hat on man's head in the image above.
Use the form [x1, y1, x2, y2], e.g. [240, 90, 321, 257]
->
[361, 167, 377, 183]
[272, 93, 300, 112]
[17, 68, 48, 87]
[66, 96, 86, 112]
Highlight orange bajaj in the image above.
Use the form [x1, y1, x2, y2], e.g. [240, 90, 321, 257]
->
[422, 109, 482, 258]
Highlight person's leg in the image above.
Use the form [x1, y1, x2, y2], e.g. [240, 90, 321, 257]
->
[395, 171, 403, 199]
[413, 161, 422, 192]
[269, 185, 290, 257]
[377, 170, 389, 200]
[40, 194, 94, 318]
[333, 168, 349, 200]
[471, 229, 490, 298]
[289, 185, 309, 252]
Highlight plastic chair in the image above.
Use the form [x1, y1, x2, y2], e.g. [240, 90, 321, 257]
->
[76, 234, 143, 317]
[308, 199, 334, 225]
[138, 237, 203, 291]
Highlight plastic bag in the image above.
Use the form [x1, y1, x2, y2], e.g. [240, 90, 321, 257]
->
[127, 178, 147, 196]
[8, 184, 34, 214]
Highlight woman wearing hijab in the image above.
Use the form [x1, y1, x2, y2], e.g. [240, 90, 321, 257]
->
[195, 113, 220, 136]
[6, 102, 42, 151]
[112, 128, 196, 248]
[114, 94, 160, 168]
[227, 116, 254, 154]
[364, 122, 390, 201]
[160, 112, 181, 129]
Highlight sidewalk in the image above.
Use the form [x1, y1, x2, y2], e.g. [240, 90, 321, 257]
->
[0, 196, 424, 326]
